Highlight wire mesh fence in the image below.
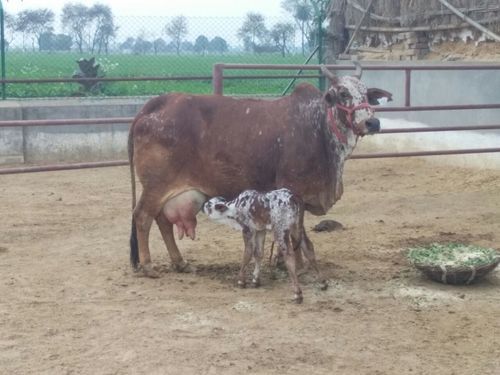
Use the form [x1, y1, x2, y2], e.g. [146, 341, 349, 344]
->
[0, 12, 327, 99]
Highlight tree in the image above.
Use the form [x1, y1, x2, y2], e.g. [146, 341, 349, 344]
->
[87, 4, 116, 54]
[61, 3, 89, 53]
[61, 3, 116, 54]
[96, 21, 117, 54]
[120, 37, 135, 53]
[237, 12, 268, 52]
[153, 38, 167, 54]
[271, 22, 295, 57]
[209, 36, 229, 54]
[164, 15, 188, 56]
[15, 9, 55, 51]
[39, 32, 72, 51]
[53, 34, 73, 51]
[133, 37, 153, 54]
[4, 12, 17, 50]
[280, 0, 329, 54]
[194, 35, 209, 55]
[39, 32, 54, 51]
[181, 41, 194, 53]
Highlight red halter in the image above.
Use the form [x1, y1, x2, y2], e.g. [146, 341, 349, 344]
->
[327, 101, 373, 144]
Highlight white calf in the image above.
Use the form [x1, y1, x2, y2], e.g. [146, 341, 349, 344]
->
[203, 188, 325, 303]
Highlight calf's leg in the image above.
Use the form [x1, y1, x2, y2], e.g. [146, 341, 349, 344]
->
[251, 230, 266, 287]
[238, 228, 254, 287]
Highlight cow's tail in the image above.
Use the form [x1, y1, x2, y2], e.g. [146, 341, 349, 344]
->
[128, 120, 139, 269]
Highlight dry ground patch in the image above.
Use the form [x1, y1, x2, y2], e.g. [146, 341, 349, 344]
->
[1, 157, 499, 374]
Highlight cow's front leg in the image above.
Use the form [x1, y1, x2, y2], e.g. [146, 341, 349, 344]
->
[299, 229, 328, 290]
[156, 214, 192, 273]
[278, 231, 303, 303]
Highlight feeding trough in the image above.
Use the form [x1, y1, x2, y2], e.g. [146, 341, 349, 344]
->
[407, 243, 500, 285]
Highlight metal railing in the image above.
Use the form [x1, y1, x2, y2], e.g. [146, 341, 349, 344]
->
[212, 62, 500, 107]
[0, 63, 499, 175]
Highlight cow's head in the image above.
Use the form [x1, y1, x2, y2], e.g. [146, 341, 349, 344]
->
[321, 63, 392, 141]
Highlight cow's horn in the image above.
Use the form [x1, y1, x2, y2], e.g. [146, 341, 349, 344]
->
[320, 65, 337, 82]
[353, 61, 362, 79]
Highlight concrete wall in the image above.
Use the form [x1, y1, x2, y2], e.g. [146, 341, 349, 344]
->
[0, 98, 146, 165]
[358, 61, 500, 130]
[0, 62, 499, 165]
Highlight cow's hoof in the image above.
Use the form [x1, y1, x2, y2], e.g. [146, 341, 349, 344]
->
[173, 261, 195, 273]
[141, 263, 160, 278]
[237, 280, 246, 288]
[316, 279, 329, 291]
[251, 279, 260, 288]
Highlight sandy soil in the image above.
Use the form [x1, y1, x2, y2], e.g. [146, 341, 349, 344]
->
[1, 155, 500, 374]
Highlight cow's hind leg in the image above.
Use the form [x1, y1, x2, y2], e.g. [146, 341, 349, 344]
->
[155, 214, 192, 272]
[131, 196, 161, 278]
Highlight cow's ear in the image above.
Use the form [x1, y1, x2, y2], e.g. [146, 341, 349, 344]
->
[323, 90, 338, 106]
[367, 88, 393, 105]
[214, 203, 228, 212]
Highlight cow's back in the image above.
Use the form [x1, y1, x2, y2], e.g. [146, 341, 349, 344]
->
[131, 85, 336, 213]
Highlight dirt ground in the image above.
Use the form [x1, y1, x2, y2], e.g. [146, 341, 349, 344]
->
[1, 154, 500, 374]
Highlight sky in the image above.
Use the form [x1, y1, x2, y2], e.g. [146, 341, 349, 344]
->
[3, 0, 291, 46]
[2, 0, 287, 18]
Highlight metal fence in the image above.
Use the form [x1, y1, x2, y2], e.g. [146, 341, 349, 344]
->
[0, 63, 499, 175]
[0, 6, 327, 99]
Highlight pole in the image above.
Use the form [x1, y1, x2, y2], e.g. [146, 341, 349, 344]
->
[281, 45, 319, 96]
[437, 0, 500, 42]
[343, 0, 374, 54]
[0, 0, 6, 99]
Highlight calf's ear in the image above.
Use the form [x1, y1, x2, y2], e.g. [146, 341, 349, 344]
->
[367, 88, 393, 105]
[214, 203, 228, 213]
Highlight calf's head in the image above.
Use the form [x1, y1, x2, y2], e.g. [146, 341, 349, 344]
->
[321, 62, 392, 138]
[203, 197, 242, 230]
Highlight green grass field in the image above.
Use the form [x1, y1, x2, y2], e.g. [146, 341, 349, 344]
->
[3, 52, 321, 98]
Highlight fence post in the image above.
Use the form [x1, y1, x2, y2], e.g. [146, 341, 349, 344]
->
[317, 15, 325, 91]
[212, 63, 223, 95]
[0, 0, 6, 100]
[405, 69, 411, 107]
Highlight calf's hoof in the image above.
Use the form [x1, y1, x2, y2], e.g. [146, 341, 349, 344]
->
[251, 278, 260, 288]
[292, 293, 303, 304]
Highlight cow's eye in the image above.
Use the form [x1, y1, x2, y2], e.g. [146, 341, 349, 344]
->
[339, 91, 350, 101]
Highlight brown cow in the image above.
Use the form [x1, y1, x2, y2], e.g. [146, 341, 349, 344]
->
[129, 64, 392, 278]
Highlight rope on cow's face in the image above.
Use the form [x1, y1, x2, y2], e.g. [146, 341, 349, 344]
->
[326, 100, 373, 144]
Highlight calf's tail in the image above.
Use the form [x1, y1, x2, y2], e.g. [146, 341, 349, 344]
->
[128, 119, 139, 270]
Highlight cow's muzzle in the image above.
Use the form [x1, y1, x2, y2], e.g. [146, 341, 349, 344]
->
[365, 118, 380, 134]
